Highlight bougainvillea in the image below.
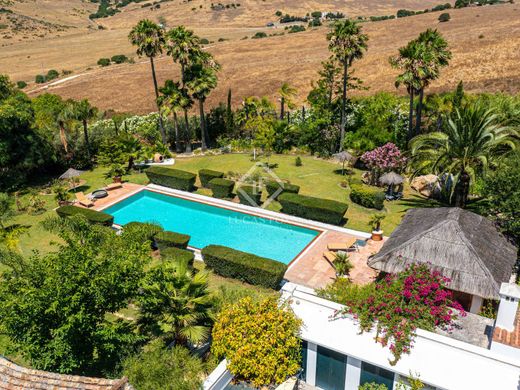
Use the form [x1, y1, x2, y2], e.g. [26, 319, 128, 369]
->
[211, 297, 302, 387]
[335, 263, 465, 365]
[361, 142, 407, 174]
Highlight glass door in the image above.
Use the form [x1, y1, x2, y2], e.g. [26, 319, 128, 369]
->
[315, 346, 347, 390]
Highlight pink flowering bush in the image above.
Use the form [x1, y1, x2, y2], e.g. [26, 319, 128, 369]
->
[334, 263, 465, 365]
[361, 143, 407, 184]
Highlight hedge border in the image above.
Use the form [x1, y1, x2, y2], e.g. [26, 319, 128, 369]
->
[146, 166, 196, 191]
[349, 184, 385, 210]
[209, 178, 235, 199]
[199, 169, 224, 188]
[154, 230, 191, 250]
[278, 193, 348, 225]
[56, 205, 114, 226]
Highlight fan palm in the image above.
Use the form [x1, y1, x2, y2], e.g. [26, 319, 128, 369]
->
[158, 80, 190, 152]
[137, 260, 213, 346]
[410, 102, 518, 207]
[278, 82, 297, 120]
[73, 99, 97, 159]
[327, 19, 368, 151]
[129, 20, 168, 146]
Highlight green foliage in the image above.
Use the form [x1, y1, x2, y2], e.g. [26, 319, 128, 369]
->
[265, 180, 300, 199]
[55, 205, 114, 226]
[201, 245, 287, 289]
[368, 213, 386, 231]
[111, 54, 129, 64]
[16, 81, 27, 89]
[46, 69, 59, 81]
[252, 32, 267, 39]
[438, 12, 450, 22]
[295, 156, 302, 166]
[198, 168, 224, 187]
[334, 252, 353, 276]
[35, 74, 46, 84]
[0, 216, 149, 374]
[481, 152, 520, 244]
[123, 342, 204, 390]
[209, 177, 235, 198]
[145, 167, 196, 191]
[0, 193, 27, 250]
[160, 246, 195, 267]
[137, 259, 213, 346]
[123, 221, 164, 246]
[237, 185, 262, 207]
[154, 230, 191, 250]
[97, 58, 111, 67]
[211, 297, 302, 387]
[278, 192, 348, 225]
[359, 383, 388, 390]
[349, 184, 385, 210]
[288, 25, 306, 33]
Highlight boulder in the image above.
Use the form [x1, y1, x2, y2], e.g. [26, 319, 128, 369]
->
[411, 174, 440, 198]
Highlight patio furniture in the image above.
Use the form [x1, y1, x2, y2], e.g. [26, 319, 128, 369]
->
[105, 182, 123, 191]
[323, 251, 338, 264]
[76, 192, 94, 208]
[327, 237, 358, 252]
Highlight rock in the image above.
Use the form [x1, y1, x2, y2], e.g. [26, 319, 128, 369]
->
[411, 174, 440, 198]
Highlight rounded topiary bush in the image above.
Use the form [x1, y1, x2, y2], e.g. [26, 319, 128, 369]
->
[35, 74, 46, 84]
[97, 58, 111, 67]
[438, 12, 450, 22]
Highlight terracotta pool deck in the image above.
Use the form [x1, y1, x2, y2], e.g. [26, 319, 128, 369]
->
[82, 183, 383, 290]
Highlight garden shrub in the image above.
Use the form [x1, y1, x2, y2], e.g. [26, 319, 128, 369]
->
[265, 180, 300, 199]
[35, 74, 46, 84]
[295, 156, 302, 166]
[111, 54, 128, 64]
[154, 230, 190, 250]
[198, 168, 224, 187]
[16, 81, 27, 89]
[211, 297, 302, 388]
[209, 178, 235, 199]
[146, 167, 196, 191]
[160, 246, 195, 267]
[200, 38, 210, 44]
[438, 12, 450, 22]
[201, 245, 287, 289]
[97, 58, 111, 67]
[123, 222, 163, 246]
[237, 185, 262, 207]
[252, 32, 267, 39]
[349, 184, 385, 210]
[46, 69, 59, 81]
[278, 193, 348, 225]
[56, 205, 114, 226]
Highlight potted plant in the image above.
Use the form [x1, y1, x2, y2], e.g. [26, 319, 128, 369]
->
[53, 182, 71, 206]
[105, 164, 125, 183]
[334, 252, 353, 278]
[369, 213, 386, 241]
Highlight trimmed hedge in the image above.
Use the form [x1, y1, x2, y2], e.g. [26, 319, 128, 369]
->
[154, 230, 190, 250]
[199, 169, 224, 188]
[237, 186, 262, 207]
[349, 184, 385, 210]
[265, 180, 300, 200]
[56, 205, 114, 226]
[278, 193, 348, 225]
[160, 246, 195, 267]
[209, 178, 235, 199]
[201, 245, 287, 289]
[123, 222, 164, 246]
[146, 167, 196, 191]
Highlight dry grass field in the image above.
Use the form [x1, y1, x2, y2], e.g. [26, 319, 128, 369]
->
[1, 0, 519, 113]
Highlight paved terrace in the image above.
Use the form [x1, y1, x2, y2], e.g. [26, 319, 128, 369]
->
[84, 183, 383, 289]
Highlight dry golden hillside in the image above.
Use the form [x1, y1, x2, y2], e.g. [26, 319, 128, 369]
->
[1, 0, 519, 113]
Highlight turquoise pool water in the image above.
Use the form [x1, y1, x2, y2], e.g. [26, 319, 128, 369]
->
[103, 190, 320, 264]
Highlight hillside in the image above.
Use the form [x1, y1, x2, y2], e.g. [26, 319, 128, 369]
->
[1, 1, 519, 113]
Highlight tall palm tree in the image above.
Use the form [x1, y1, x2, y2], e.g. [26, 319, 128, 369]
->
[165, 26, 201, 152]
[410, 102, 518, 207]
[327, 19, 368, 151]
[137, 260, 213, 347]
[413, 29, 451, 135]
[56, 101, 75, 155]
[159, 80, 190, 152]
[129, 20, 168, 146]
[186, 58, 219, 151]
[278, 82, 297, 120]
[73, 99, 97, 159]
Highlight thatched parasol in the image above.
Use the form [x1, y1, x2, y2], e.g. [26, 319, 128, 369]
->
[379, 171, 404, 186]
[333, 151, 355, 175]
[59, 168, 84, 192]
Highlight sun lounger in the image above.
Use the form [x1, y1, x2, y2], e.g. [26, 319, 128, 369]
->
[323, 251, 337, 263]
[105, 182, 123, 191]
[76, 192, 94, 208]
[327, 237, 357, 252]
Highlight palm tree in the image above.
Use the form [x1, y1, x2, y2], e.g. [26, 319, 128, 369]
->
[137, 260, 213, 346]
[410, 102, 518, 207]
[73, 99, 97, 159]
[278, 82, 297, 120]
[129, 20, 168, 146]
[159, 80, 189, 152]
[413, 29, 451, 135]
[56, 101, 75, 155]
[327, 19, 368, 151]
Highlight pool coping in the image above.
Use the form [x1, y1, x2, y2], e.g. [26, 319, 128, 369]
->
[97, 184, 371, 271]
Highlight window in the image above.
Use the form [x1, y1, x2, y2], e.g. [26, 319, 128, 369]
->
[360, 361, 395, 389]
[300, 340, 308, 381]
[316, 346, 347, 390]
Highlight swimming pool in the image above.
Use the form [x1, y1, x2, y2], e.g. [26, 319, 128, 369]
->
[103, 190, 320, 264]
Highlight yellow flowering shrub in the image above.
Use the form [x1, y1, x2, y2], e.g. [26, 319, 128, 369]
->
[211, 297, 302, 387]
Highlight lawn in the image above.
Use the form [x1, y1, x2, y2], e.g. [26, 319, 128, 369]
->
[11, 153, 433, 257]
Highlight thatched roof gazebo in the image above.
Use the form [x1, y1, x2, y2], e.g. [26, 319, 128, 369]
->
[368, 208, 517, 311]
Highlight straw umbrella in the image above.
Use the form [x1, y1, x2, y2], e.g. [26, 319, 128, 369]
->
[333, 151, 355, 175]
[379, 171, 404, 196]
[59, 168, 84, 192]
